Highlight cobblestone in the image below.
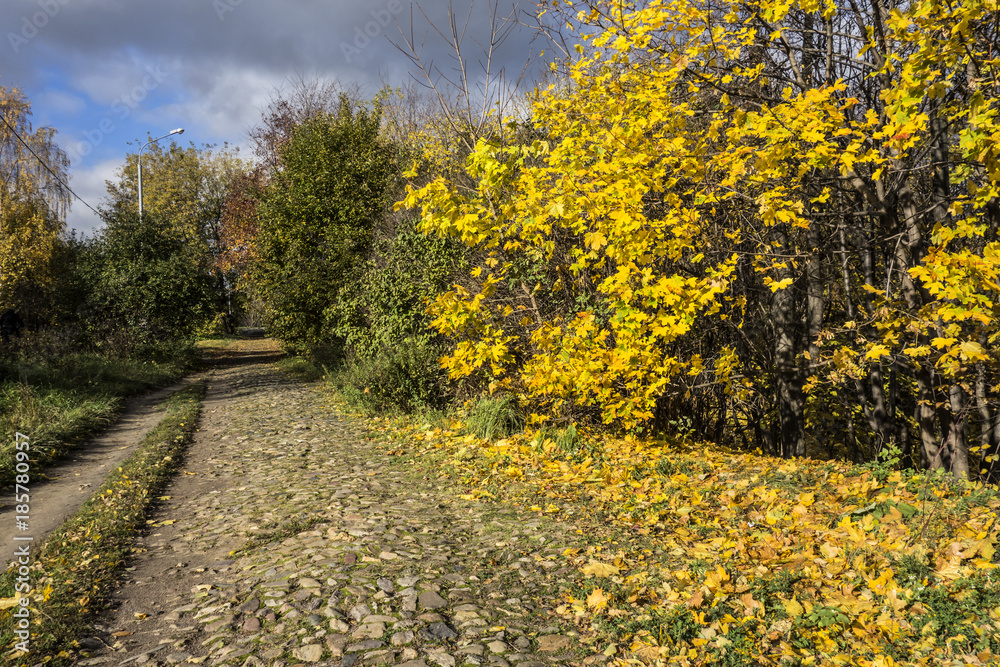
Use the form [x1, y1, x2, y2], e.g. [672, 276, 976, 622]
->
[78, 350, 605, 666]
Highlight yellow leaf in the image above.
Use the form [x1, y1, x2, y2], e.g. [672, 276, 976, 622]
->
[769, 277, 793, 292]
[959, 341, 987, 361]
[932, 337, 957, 350]
[587, 588, 610, 610]
[782, 598, 804, 617]
[865, 344, 891, 360]
[582, 560, 621, 578]
[0, 594, 25, 610]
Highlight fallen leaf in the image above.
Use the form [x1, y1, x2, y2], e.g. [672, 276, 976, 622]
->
[782, 598, 804, 617]
[587, 588, 609, 611]
[686, 589, 704, 609]
[582, 560, 620, 578]
[0, 595, 24, 610]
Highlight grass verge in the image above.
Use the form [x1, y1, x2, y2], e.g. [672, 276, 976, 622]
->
[0, 347, 199, 488]
[0, 381, 206, 664]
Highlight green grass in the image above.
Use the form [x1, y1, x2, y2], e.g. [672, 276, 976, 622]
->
[274, 355, 326, 382]
[465, 394, 525, 440]
[0, 381, 206, 664]
[0, 348, 198, 488]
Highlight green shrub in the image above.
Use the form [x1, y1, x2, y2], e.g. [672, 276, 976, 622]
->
[466, 394, 525, 440]
[331, 337, 451, 414]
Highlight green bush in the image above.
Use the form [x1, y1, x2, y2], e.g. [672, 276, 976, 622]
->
[331, 337, 452, 414]
[255, 97, 396, 351]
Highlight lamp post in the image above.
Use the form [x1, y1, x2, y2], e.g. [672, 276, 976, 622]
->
[137, 128, 184, 218]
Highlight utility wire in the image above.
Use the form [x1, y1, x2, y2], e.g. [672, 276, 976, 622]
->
[0, 112, 104, 218]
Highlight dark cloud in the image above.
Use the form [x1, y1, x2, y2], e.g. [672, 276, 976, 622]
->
[0, 0, 545, 234]
[2, 0, 541, 93]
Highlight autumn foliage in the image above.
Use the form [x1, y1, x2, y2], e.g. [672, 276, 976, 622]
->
[401, 0, 1000, 480]
[0, 86, 69, 315]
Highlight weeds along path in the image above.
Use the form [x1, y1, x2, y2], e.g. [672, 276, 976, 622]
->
[71, 344, 598, 667]
[0, 377, 201, 570]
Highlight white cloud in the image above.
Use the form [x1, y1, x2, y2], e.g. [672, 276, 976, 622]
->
[35, 89, 86, 117]
[64, 158, 120, 237]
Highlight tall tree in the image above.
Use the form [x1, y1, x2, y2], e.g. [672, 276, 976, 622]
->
[0, 86, 70, 318]
[253, 95, 397, 352]
[105, 141, 245, 261]
[80, 209, 216, 351]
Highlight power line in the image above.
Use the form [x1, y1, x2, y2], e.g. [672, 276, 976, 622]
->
[0, 112, 104, 218]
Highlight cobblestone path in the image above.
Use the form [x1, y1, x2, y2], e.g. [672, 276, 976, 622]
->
[77, 351, 599, 667]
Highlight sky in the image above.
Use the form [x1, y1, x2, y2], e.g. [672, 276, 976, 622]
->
[0, 0, 544, 236]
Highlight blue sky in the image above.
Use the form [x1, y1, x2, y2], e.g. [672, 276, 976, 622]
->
[0, 0, 540, 236]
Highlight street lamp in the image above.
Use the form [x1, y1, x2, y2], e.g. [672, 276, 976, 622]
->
[137, 128, 184, 218]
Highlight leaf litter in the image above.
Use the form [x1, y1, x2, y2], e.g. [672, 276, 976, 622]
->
[368, 415, 1000, 667]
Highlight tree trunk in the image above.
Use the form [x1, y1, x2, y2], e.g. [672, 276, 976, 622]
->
[771, 227, 805, 458]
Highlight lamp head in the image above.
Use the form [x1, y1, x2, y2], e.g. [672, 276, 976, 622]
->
[170, 128, 184, 135]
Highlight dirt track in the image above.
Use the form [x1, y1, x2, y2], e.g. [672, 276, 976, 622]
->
[1, 378, 195, 572]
